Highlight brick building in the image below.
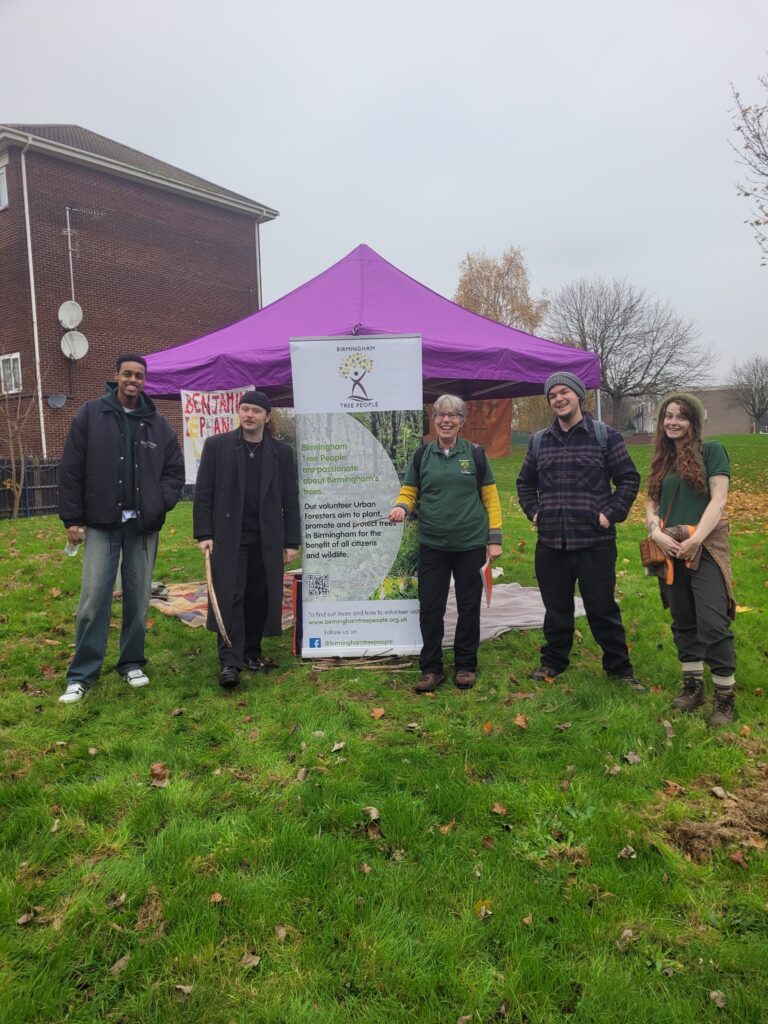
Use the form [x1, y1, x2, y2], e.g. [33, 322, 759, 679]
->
[0, 124, 277, 457]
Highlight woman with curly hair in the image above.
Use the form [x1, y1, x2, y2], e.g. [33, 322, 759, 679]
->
[645, 393, 736, 724]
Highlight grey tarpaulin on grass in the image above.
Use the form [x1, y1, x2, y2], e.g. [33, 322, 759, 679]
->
[442, 582, 586, 646]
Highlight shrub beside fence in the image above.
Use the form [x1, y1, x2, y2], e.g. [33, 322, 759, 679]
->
[0, 457, 61, 519]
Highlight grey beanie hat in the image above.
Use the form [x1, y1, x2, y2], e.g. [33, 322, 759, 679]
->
[544, 372, 586, 401]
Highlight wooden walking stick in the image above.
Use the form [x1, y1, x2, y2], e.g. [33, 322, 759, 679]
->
[204, 548, 231, 647]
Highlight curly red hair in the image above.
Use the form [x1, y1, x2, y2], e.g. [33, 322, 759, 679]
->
[647, 395, 707, 504]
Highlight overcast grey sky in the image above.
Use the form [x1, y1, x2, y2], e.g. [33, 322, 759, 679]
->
[3, 0, 766, 376]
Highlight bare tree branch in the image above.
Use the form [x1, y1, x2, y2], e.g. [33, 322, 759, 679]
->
[730, 73, 768, 266]
[546, 277, 717, 424]
[727, 355, 768, 426]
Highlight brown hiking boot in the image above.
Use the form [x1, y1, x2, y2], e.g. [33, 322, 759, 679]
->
[709, 687, 735, 726]
[671, 673, 705, 712]
[530, 664, 560, 682]
[414, 672, 445, 693]
[455, 670, 476, 690]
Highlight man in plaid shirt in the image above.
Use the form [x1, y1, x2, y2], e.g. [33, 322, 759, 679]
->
[516, 372, 644, 691]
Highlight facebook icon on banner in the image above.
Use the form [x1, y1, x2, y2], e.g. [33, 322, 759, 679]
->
[309, 638, 322, 649]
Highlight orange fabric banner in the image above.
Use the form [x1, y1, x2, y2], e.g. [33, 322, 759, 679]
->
[426, 399, 512, 458]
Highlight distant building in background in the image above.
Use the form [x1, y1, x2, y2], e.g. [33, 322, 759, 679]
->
[0, 124, 278, 456]
[630, 386, 755, 436]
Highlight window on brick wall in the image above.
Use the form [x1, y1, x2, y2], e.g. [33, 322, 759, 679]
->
[1, 353, 22, 393]
[0, 166, 8, 210]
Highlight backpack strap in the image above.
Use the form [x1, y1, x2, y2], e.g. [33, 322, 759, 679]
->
[531, 420, 608, 464]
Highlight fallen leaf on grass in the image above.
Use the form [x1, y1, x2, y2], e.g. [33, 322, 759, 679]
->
[360, 862, 372, 874]
[295, 767, 308, 782]
[312, 730, 325, 738]
[439, 818, 457, 834]
[17, 911, 35, 926]
[209, 892, 223, 903]
[740, 725, 751, 737]
[482, 720, 493, 734]
[50, 819, 60, 833]
[404, 721, 421, 732]
[369, 707, 386, 720]
[20, 682, 48, 697]
[481, 835, 495, 849]
[150, 763, 170, 788]
[474, 899, 493, 919]
[88, 747, 98, 756]
[106, 892, 127, 909]
[366, 822, 382, 840]
[492, 998, 510, 1018]
[623, 751, 642, 765]
[240, 952, 262, 968]
[109, 954, 130, 975]
[711, 786, 736, 801]
[662, 780, 684, 797]
[135, 888, 164, 930]
[555, 722, 572, 732]
[709, 990, 726, 1009]
[50, 587, 62, 598]
[618, 845, 637, 859]
[604, 764, 621, 776]
[275, 923, 288, 942]
[248, 728, 261, 742]
[729, 850, 749, 870]
[522, 913, 533, 926]
[660, 718, 676, 740]
[174, 985, 193, 996]
[615, 928, 635, 951]
[169, 707, 186, 717]
[457, 1016, 472, 1024]
[41, 665, 58, 680]
[513, 713, 528, 730]
[491, 802, 507, 816]
[362, 806, 380, 821]
[330, 741, 345, 753]
[42, 638, 61, 646]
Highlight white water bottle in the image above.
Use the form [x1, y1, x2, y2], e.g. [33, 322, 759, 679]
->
[64, 541, 81, 557]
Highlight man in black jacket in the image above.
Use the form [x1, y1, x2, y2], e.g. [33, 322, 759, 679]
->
[58, 355, 184, 703]
[193, 390, 300, 688]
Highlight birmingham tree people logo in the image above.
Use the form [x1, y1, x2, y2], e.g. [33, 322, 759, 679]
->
[339, 352, 374, 402]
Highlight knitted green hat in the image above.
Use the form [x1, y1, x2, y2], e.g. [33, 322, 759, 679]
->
[658, 392, 705, 441]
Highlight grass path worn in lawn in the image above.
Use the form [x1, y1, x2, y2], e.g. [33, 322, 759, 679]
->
[1, 436, 767, 1024]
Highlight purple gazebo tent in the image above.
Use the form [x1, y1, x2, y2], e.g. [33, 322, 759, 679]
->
[144, 244, 600, 403]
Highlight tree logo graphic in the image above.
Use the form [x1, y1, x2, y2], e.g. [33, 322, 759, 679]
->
[339, 352, 374, 402]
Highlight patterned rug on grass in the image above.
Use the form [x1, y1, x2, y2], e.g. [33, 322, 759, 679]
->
[149, 574, 296, 630]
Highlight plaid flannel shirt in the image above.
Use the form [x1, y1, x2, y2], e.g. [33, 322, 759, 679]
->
[516, 413, 640, 550]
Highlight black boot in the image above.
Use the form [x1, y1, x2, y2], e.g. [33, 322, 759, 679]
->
[709, 687, 735, 726]
[671, 673, 705, 712]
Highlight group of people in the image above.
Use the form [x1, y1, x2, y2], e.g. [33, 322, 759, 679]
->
[57, 358, 737, 726]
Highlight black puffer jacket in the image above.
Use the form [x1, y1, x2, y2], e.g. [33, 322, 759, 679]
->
[59, 386, 184, 533]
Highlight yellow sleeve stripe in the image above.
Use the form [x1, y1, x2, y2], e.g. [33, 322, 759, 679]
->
[394, 484, 418, 513]
[481, 483, 503, 531]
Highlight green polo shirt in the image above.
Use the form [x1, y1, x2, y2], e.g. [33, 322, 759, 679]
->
[660, 441, 730, 527]
[404, 438, 494, 550]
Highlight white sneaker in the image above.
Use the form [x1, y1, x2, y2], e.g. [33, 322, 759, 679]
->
[59, 683, 87, 704]
[122, 669, 150, 688]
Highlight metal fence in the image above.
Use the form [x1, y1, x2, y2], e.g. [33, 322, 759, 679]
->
[0, 457, 61, 519]
[0, 458, 196, 520]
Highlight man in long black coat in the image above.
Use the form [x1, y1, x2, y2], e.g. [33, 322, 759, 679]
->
[193, 390, 300, 687]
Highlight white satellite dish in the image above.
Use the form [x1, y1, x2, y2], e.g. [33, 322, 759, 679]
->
[58, 300, 84, 330]
[61, 331, 89, 361]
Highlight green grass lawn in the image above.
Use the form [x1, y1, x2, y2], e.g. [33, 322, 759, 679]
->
[1, 436, 766, 1024]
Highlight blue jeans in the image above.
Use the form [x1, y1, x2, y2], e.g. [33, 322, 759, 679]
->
[67, 521, 159, 687]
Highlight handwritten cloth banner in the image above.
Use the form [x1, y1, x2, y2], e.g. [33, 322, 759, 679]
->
[180, 386, 252, 483]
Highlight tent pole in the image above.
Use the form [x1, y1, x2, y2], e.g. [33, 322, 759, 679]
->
[596, 389, 602, 421]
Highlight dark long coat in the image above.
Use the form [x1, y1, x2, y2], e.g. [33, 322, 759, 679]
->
[193, 430, 300, 636]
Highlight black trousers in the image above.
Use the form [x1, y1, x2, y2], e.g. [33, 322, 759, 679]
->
[418, 544, 486, 674]
[218, 532, 269, 670]
[660, 548, 735, 677]
[535, 540, 633, 676]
